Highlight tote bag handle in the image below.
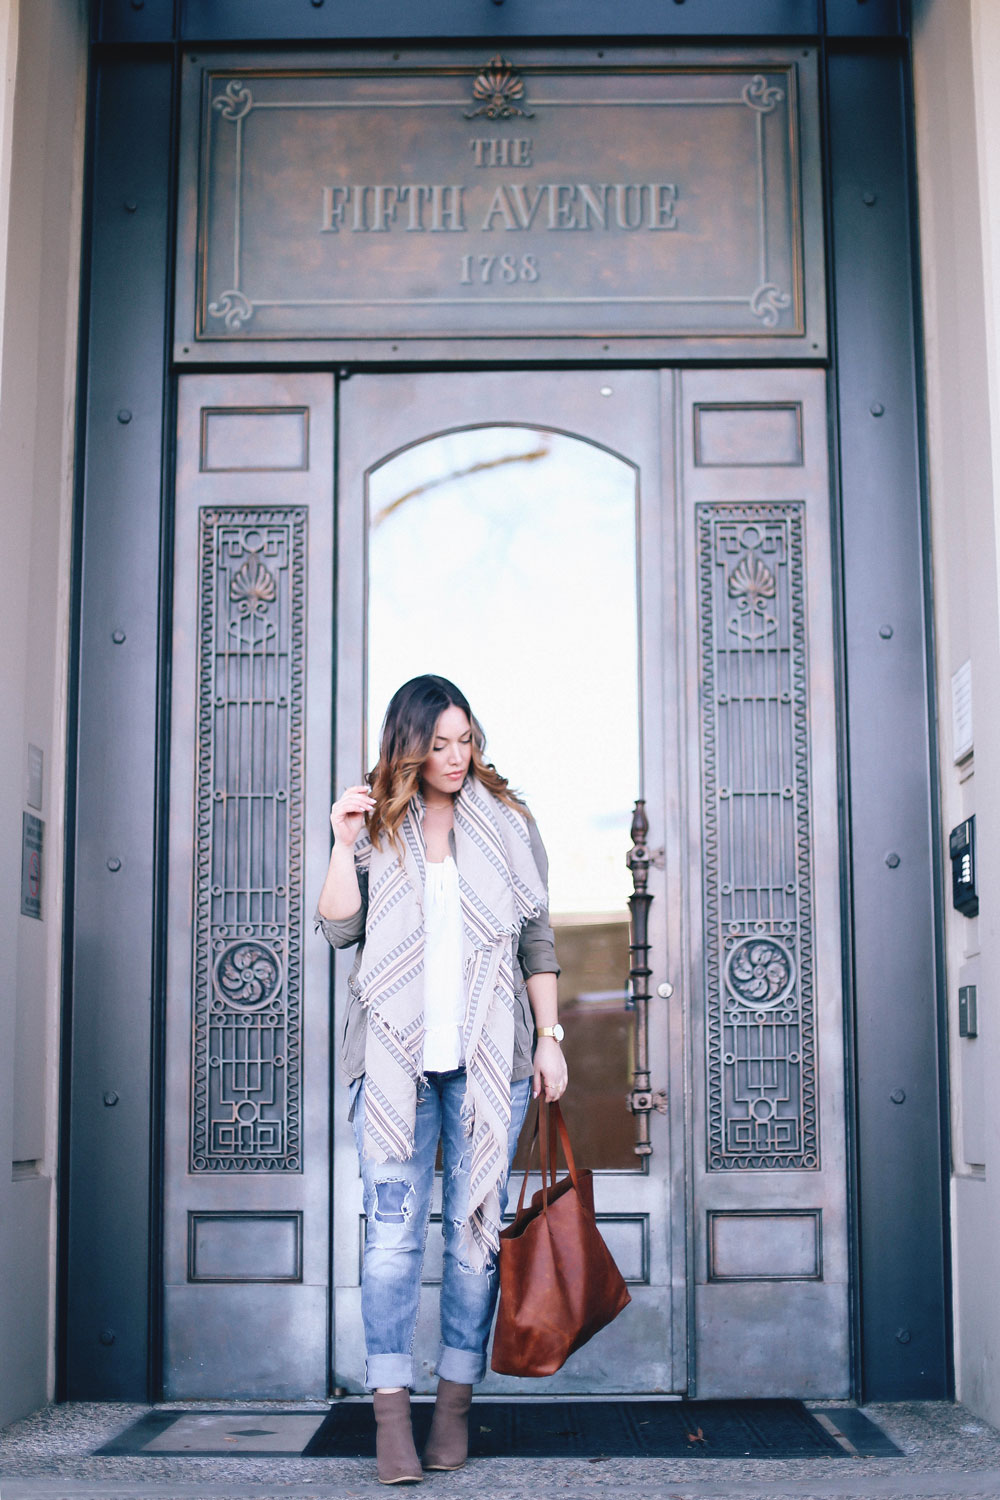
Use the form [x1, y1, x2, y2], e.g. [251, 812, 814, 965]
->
[512, 1098, 581, 1221]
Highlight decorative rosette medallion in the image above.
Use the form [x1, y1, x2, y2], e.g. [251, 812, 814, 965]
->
[724, 936, 795, 1011]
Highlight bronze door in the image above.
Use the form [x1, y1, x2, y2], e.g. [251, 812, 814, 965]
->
[164, 367, 848, 1398]
[334, 370, 680, 1394]
[679, 370, 848, 1396]
[164, 375, 335, 1396]
[334, 367, 848, 1396]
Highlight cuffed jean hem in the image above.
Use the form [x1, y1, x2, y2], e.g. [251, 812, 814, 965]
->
[436, 1343, 487, 1384]
[365, 1354, 414, 1390]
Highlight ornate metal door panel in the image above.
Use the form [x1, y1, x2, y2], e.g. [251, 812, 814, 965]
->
[165, 374, 335, 1396]
[678, 369, 849, 1396]
[334, 371, 682, 1394]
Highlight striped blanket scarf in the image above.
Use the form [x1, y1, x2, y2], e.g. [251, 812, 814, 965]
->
[352, 776, 546, 1270]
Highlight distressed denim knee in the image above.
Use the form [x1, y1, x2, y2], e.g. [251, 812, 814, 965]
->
[368, 1176, 416, 1229]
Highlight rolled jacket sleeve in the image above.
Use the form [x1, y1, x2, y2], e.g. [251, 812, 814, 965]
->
[518, 820, 560, 978]
[313, 868, 368, 949]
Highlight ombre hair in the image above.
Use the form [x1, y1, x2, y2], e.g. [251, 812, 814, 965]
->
[366, 674, 527, 850]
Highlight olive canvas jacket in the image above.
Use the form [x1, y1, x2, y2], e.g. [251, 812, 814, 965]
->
[314, 816, 560, 1084]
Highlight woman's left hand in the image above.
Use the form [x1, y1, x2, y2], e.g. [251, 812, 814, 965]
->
[533, 1037, 568, 1102]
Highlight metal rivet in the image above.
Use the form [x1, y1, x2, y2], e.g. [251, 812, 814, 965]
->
[106, 857, 122, 873]
[657, 982, 674, 999]
[130, 0, 144, 9]
[103, 1091, 119, 1107]
[870, 401, 885, 417]
[862, 191, 877, 206]
[124, 200, 137, 214]
[311, 0, 324, 6]
[879, 624, 893, 640]
[891, 1088, 906, 1104]
[99, 1328, 116, 1345]
[885, 852, 901, 869]
[117, 409, 132, 424]
[896, 1327, 911, 1344]
[112, 629, 126, 645]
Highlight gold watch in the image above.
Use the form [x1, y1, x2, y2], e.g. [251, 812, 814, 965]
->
[536, 1024, 565, 1042]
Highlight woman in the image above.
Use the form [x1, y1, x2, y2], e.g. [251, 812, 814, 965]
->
[315, 674, 567, 1484]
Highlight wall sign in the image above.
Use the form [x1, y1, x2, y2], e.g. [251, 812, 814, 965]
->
[21, 813, 43, 920]
[177, 48, 824, 361]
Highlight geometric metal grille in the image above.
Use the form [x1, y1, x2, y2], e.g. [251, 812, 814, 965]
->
[191, 508, 307, 1172]
[697, 502, 818, 1171]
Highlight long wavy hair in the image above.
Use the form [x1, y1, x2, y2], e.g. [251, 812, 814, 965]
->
[367, 674, 527, 850]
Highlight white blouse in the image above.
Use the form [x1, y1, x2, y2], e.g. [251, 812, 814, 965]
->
[422, 856, 467, 1072]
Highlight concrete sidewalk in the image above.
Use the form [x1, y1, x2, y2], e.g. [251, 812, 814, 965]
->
[3, 1400, 1000, 1500]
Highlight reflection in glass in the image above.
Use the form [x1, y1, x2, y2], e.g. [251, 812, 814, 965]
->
[367, 426, 640, 1168]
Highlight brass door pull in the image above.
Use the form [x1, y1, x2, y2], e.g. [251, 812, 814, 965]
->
[626, 798, 667, 1155]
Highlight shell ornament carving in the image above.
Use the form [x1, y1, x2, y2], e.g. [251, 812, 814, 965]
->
[465, 55, 534, 120]
[725, 937, 795, 1010]
[230, 554, 277, 615]
[728, 552, 776, 613]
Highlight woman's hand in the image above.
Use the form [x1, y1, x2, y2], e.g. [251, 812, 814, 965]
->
[330, 785, 375, 848]
[533, 1037, 568, 1102]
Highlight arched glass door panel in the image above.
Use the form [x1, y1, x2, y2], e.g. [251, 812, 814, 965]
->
[367, 425, 639, 1169]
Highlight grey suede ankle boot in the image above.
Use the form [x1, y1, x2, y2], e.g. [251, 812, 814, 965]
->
[372, 1388, 422, 1485]
[422, 1377, 473, 1471]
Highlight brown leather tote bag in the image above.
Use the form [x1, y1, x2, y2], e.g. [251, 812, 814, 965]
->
[490, 1099, 631, 1377]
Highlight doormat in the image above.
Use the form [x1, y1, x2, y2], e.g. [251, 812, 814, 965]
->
[305, 1399, 900, 1460]
[97, 1400, 900, 1460]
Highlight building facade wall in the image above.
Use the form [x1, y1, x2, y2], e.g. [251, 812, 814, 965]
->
[913, 0, 1000, 1427]
[0, 0, 86, 1428]
[0, 0, 978, 1422]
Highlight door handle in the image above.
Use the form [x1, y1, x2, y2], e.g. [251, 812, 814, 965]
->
[625, 799, 668, 1155]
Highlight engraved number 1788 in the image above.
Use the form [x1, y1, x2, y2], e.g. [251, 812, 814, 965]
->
[460, 254, 539, 284]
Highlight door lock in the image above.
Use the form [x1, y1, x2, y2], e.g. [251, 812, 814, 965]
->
[628, 1084, 669, 1118]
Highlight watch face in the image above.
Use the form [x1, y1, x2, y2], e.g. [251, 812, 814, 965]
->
[552, 1023, 565, 1042]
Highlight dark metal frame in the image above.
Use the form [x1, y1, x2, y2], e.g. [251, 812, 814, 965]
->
[62, 0, 948, 1403]
[822, 35, 952, 1402]
[59, 42, 179, 1401]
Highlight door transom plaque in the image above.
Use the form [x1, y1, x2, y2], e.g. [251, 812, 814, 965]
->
[176, 48, 824, 361]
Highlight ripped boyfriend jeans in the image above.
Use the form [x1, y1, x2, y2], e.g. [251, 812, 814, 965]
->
[352, 1067, 532, 1390]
